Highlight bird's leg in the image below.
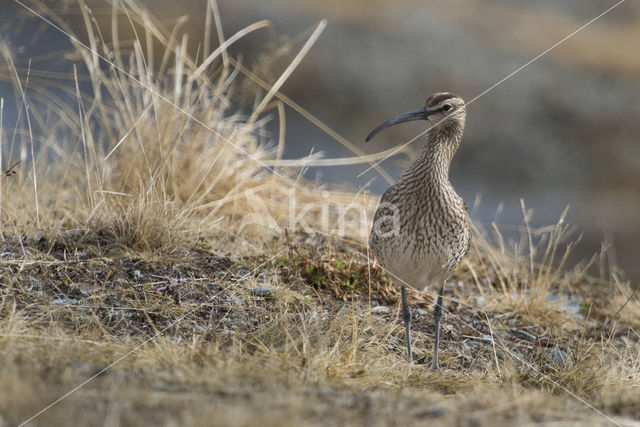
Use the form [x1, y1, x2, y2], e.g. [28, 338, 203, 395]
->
[432, 283, 445, 369]
[401, 286, 413, 363]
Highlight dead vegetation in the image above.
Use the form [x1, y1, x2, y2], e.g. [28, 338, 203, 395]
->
[0, 1, 639, 426]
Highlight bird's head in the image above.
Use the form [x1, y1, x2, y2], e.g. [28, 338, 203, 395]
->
[365, 92, 465, 142]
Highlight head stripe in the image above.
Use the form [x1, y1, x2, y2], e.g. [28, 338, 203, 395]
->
[425, 92, 463, 110]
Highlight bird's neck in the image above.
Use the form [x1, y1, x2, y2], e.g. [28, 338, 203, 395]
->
[406, 119, 464, 185]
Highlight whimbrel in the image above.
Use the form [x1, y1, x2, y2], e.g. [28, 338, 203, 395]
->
[366, 92, 471, 368]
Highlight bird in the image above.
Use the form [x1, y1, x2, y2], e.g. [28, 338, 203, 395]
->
[365, 92, 471, 368]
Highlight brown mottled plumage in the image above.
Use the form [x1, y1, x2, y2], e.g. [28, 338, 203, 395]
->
[366, 92, 471, 368]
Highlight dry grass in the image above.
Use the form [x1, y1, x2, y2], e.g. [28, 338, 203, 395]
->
[1, 1, 639, 426]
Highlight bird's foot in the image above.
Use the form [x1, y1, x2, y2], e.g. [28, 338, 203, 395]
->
[431, 359, 440, 370]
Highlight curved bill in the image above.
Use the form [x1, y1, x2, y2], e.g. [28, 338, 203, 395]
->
[365, 106, 429, 142]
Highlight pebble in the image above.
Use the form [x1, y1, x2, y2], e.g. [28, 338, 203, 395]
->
[546, 294, 583, 317]
[371, 306, 390, 315]
[563, 300, 582, 316]
[51, 297, 77, 306]
[252, 286, 274, 297]
[548, 347, 571, 367]
[78, 283, 100, 294]
[133, 270, 143, 279]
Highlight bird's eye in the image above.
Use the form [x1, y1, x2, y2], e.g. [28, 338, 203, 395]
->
[442, 104, 452, 112]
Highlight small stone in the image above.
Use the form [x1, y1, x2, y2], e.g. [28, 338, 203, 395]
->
[252, 286, 274, 297]
[78, 283, 100, 294]
[237, 268, 251, 277]
[371, 306, 390, 315]
[51, 297, 76, 306]
[563, 300, 582, 317]
[548, 347, 571, 367]
[415, 308, 429, 316]
[133, 270, 143, 279]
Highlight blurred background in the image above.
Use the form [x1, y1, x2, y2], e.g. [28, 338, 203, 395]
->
[2, 0, 640, 280]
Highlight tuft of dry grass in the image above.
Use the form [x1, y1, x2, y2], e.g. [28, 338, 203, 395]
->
[1, 0, 374, 256]
[0, 1, 639, 426]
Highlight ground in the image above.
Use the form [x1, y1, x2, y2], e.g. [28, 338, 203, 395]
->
[1, 231, 639, 426]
